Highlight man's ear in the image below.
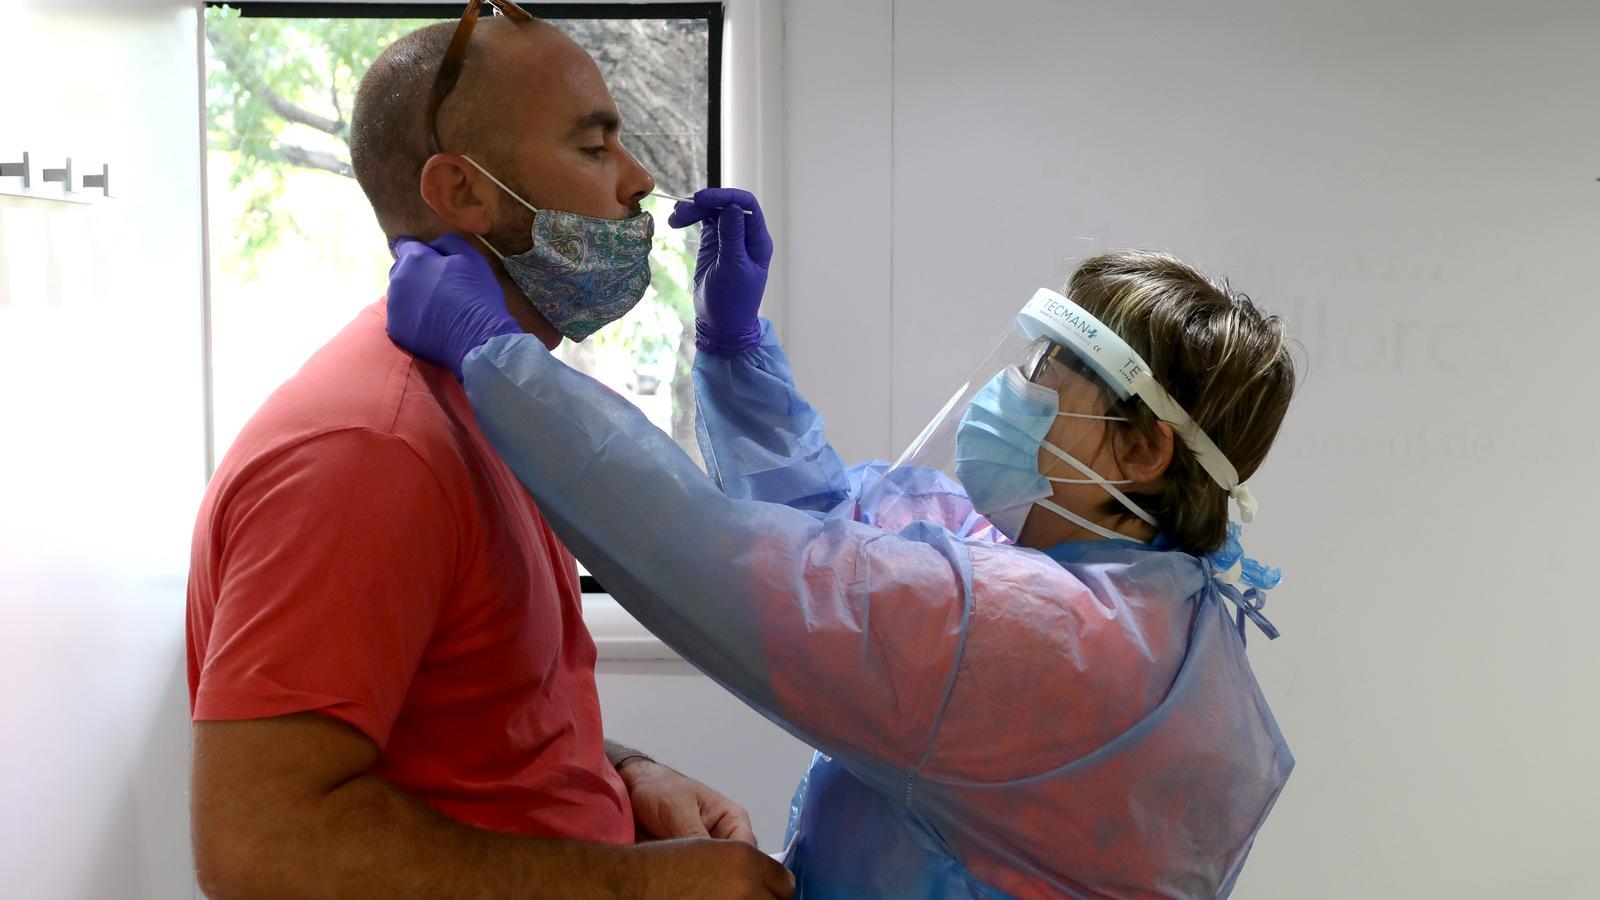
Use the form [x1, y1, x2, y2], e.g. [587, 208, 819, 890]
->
[1115, 420, 1175, 485]
[419, 154, 498, 236]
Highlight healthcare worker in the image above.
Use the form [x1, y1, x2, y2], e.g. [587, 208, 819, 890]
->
[384, 190, 1297, 899]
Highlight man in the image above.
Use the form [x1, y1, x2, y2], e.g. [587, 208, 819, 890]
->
[186, 11, 792, 899]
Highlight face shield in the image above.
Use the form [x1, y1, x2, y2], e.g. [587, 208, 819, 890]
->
[865, 288, 1256, 545]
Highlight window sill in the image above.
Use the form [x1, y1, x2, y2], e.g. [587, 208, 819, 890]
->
[582, 595, 679, 660]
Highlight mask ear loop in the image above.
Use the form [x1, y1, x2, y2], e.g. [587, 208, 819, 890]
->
[1044, 411, 1134, 486]
[1056, 411, 1124, 422]
[476, 236, 508, 262]
[1035, 498, 1148, 543]
[1025, 361, 1160, 538]
[457, 154, 541, 261]
[1039, 441, 1160, 528]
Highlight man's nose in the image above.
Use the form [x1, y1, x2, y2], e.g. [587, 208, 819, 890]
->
[620, 145, 654, 209]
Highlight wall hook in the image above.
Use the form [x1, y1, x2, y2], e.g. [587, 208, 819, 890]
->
[0, 152, 30, 188]
[42, 157, 73, 193]
[82, 163, 109, 197]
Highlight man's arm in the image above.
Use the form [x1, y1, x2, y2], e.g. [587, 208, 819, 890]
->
[604, 741, 757, 845]
[192, 715, 791, 900]
[605, 739, 653, 772]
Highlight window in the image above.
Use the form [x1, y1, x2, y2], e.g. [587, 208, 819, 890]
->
[203, 1, 722, 481]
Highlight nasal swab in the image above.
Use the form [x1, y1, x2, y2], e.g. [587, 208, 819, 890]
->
[650, 191, 754, 215]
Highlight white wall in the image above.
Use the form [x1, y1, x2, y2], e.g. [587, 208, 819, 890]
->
[0, 2, 207, 898]
[776, 1, 1600, 896]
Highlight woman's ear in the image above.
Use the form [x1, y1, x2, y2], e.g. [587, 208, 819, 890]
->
[1115, 420, 1175, 485]
[419, 154, 497, 237]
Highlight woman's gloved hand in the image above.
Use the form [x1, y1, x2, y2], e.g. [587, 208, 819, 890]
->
[668, 188, 773, 356]
[386, 233, 521, 380]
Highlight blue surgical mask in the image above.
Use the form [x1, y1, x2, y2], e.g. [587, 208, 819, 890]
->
[955, 366, 1156, 543]
[955, 367, 1059, 540]
[461, 155, 653, 343]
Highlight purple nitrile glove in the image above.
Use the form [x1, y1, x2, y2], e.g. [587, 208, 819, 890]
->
[667, 187, 772, 356]
[386, 233, 521, 381]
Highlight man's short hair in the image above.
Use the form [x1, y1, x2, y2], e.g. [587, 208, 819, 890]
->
[349, 20, 519, 240]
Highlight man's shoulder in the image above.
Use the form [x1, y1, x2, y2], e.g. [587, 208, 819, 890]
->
[215, 302, 469, 488]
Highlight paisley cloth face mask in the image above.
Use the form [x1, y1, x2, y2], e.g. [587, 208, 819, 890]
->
[461, 154, 654, 342]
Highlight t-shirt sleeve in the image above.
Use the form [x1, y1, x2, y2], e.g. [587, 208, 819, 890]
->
[192, 427, 459, 747]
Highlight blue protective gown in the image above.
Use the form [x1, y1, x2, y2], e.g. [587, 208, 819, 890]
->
[459, 322, 1293, 899]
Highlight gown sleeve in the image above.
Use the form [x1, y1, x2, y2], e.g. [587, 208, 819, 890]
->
[694, 320, 1007, 542]
[692, 319, 850, 512]
[464, 333, 985, 771]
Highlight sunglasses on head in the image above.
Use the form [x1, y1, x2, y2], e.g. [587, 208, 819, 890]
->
[426, 0, 536, 154]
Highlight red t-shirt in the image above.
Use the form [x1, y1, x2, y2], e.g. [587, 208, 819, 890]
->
[187, 302, 633, 843]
